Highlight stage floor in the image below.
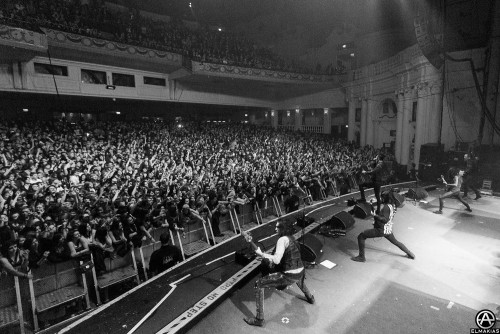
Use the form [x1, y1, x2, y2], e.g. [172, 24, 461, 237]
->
[54, 187, 500, 334]
[188, 189, 500, 334]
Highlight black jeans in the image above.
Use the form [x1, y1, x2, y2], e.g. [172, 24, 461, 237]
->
[439, 188, 470, 211]
[463, 174, 480, 197]
[211, 212, 221, 236]
[357, 228, 413, 258]
[359, 181, 382, 212]
[253, 269, 313, 320]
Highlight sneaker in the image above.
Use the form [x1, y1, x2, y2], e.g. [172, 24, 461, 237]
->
[306, 295, 315, 304]
[434, 210, 443, 214]
[407, 252, 415, 260]
[465, 208, 472, 212]
[474, 195, 482, 200]
[351, 256, 366, 262]
[244, 317, 264, 327]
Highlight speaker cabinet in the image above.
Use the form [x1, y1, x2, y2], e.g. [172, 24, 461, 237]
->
[327, 211, 355, 230]
[414, 15, 443, 69]
[382, 190, 405, 208]
[420, 143, 444, 164]
[298, 234, 323, 264]
[353, 202, 373, 219]
[407, 187, 428, 200]
[392, 192, 405, 208]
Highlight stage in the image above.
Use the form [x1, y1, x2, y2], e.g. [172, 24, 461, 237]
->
[53, 186, 500, 334]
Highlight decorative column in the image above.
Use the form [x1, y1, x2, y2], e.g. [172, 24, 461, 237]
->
[271, 110, 278, 129]
[360, 98, 368, 146]
[414, 82, 429, 166]
[294, 109, 302, 131]
[428, 81, 443, 144]
[323, 108, 331, 134]
[400, 88, 414, 167]
[395, 89, 405, 163]
[366, 98, 375, 146]
[348, 99, 356, 142]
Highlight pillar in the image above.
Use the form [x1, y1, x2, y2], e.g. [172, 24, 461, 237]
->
[360, 98, 368, 146]
[348, 100, 356, 142]
[323, 108, 331, 134]
[395, 89, 405, 163]
[366, 98, 374, 146]
[428, 82, 443, 144]
[400, 88, 414, 167]
[271, 110, 278, 129]
[294, 109, 302, 131]
[414, 83, 429, 166]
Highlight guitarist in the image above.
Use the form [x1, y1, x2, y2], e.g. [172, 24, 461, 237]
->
[435, 168, 472, 214]
[243, 220, 315, 327]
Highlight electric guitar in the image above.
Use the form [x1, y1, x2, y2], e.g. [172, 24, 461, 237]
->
[241, 231, 274, 269]
[438, 175, 449, 186]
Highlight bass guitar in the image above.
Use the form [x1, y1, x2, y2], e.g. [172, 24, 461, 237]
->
[241, 230, 275, 269]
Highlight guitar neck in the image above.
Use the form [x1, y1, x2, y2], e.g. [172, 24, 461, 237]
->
[247, 240, 259, 252]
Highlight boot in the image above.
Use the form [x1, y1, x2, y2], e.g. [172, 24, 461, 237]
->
[244, 317, 264, 327]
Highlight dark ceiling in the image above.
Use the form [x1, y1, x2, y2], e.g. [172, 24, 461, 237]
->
[108, 0, 493, 58]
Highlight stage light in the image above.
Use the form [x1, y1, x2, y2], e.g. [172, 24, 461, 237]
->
[22, 108, 28, 112]
[189, 2, 192, 8]
[178, 124, 182, 128]
[116, 111, 121, 115]
[218, 28, 222, 32]
[342, 44, 347, 48]
[244, 114, 248, 117]
[346, 125, 349, 128]
[350, 53, 355, 57]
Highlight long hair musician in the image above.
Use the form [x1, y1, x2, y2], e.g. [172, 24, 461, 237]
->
[243, 220, 315, 327]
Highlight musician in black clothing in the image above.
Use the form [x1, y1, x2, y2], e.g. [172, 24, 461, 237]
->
[244, 220, 315, 327]
[463, 153, 481, 200]
[358, 154, 385, 213]
[351, 192, 415, 262]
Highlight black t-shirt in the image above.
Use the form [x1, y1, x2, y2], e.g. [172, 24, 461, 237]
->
[284, 194, 300, 213]
[149, 244, 183, 275]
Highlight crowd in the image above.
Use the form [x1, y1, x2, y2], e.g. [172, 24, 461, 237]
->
[0, 0, 346, 75]
[0, 117, 389, 278]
